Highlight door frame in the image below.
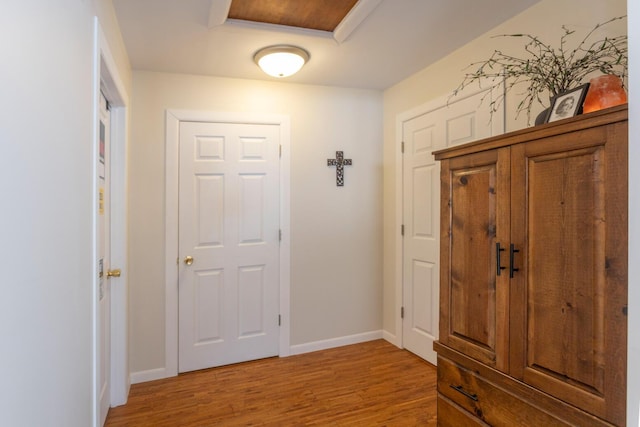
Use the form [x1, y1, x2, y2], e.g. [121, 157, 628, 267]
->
[93, 18, 130, 425]
[393, 86, 504, 348]
[165, 110, 291, 377]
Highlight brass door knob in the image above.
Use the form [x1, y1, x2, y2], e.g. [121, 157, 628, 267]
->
[184, 256, 194, 266]
[107, 269, 121, 278]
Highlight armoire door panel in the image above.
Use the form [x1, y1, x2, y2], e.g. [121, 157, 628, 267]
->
[527, 147, 606, 384]
[450, 165, 496, 347]
[510, 122, 628, 426]
[439, 148, 510, 370]
[523, 145, 608, 416]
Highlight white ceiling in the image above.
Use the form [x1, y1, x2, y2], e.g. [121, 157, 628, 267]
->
[112, 0, 541, 90]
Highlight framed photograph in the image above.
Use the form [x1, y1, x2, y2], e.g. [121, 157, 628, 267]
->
[545, 83, 590, 123]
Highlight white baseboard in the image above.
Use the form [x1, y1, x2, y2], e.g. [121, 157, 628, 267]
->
[289, 330, 383, 356]
[382, 329, 400, 348]
[130, 367, 171, 384]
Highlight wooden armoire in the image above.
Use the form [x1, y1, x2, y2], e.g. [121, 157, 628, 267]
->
[433, 105, 628, 426]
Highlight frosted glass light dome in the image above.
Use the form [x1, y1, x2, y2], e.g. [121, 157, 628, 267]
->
[254, 45, 310, 78]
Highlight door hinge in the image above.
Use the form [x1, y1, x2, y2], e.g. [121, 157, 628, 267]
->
[279, 229, 282, 242]
[401, 224, 405, 236]
[401, 141, 405, 153]
[401, 306, 405, 319]
[278, 314, 282, 326]
[279, 145, 282, 158]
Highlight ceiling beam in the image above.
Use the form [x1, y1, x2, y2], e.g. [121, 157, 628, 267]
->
[333, 0, 383, 44]
[208, 0, 232, 29]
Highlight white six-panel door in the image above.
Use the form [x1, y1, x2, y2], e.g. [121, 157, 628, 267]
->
[401, 90, 502, 364]
[402, 111, 441, 364]
[178, 121, 280, 372]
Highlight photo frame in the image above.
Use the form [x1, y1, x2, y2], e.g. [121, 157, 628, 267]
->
[545, 83, 590, 123]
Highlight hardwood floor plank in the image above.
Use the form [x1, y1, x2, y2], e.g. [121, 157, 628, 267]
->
[106, 340, 437, 426]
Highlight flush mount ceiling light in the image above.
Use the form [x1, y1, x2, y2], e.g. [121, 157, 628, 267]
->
[253, 45, 310, 78]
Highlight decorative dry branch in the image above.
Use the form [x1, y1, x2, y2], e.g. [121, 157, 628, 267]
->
[451, 16, 627, 124]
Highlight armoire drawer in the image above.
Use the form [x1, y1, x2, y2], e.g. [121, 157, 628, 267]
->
[437, 356, 568, 426]
[437, 394, 489, 427]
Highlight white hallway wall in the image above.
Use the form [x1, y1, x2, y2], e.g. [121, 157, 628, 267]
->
[128, 71, 383, 375]
[0, 0, 131, 426]
[382, 0, 638, 423]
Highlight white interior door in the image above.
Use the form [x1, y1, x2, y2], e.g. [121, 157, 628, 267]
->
[98, 92, 112, 426]
[178, 121, 280, 373]
[402, 90, 502, 364]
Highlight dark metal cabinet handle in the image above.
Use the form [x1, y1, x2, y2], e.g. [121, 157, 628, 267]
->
[496, 243, 506, 276]
[510, 244, 520, 278]
[450, 384, 479, 401]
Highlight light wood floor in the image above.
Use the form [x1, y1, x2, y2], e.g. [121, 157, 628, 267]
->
[105, 340, 437, 426]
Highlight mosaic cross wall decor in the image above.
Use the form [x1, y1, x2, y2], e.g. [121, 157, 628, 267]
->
[327, 151, 352, 186]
